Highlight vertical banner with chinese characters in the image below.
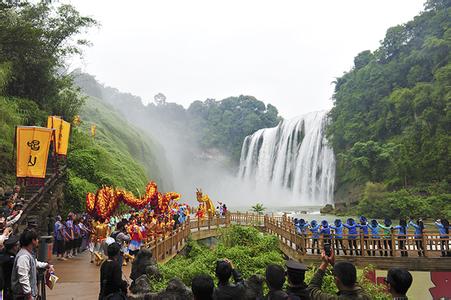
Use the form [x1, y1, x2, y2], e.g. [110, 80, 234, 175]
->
[47, 116, 71, 155]
[16, 126, 53, 178]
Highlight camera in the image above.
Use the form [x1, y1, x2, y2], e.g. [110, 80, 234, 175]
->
[324, 242, 331, 257]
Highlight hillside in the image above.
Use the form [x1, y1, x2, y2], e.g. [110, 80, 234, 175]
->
[74, 71, 282, 165]
[0, 2, 171, 213]
[327, 0, 450, 218]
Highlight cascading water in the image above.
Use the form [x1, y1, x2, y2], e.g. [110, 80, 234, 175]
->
[238, 110, 335, 206]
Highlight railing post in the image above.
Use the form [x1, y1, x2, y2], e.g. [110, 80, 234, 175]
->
[208, 214, 211, 230]
[422, 233, 428, 257]
[197, 214, 200, 232]
[360, 233, 365, 256]
[391, 232, 396, 257]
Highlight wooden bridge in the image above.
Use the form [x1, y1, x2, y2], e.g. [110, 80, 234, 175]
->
[140, 212, 451, 271]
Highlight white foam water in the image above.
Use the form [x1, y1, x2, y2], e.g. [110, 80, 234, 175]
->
[238, 111, 335, 206]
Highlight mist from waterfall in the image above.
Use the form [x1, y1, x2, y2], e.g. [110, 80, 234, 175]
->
[238, 110, 335, 206]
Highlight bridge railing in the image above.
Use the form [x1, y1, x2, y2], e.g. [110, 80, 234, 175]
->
[143, 221, 191, 262]
[264, 215, 450, 258]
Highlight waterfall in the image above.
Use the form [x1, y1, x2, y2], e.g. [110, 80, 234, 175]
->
[238, 110, 335, 206]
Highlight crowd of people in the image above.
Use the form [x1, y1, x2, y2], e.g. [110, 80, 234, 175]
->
[99, 240, 414, 300]
[293, 216, 451, 257]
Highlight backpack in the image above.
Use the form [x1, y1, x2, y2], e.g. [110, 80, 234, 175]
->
[110, 231, 120, 241]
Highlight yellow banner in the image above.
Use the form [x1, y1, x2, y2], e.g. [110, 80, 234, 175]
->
[16, 126, 53, 178]
[47, 116, 71, 155]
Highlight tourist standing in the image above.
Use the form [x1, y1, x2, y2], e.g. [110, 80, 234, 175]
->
[192, 274, 214, 300]
[409, 218, 424, 256]
[11, 230, 54, 300]
[393, 219, 408, 257]
[330, 219, 346, 255]
[307, 251, 371, 299]
[99, 242, 128, 300]
[285, 260, 309, 300]
[435, 219, 450, 257]
[379, 219, 393, 256]
[309, 220, 320, 254]
[53, 216, 66, 261]
[265, 264, 289, 299]
[343, 218, 359, 255]
[369, 220, 383, 256]
[213, 259, 245, 299]
[385, 268, 412, 300]
[0, 235, 20, 300]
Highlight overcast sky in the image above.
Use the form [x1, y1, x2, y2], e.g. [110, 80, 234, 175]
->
[69, 0, 425, 119]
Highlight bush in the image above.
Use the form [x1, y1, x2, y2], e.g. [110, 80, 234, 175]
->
[149, 226, 390, 299]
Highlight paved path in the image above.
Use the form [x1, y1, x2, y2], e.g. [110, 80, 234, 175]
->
[47, 252, 131, 300]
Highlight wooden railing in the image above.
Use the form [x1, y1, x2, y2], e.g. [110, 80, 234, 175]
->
[137, 211, 451, 265]
[263, 214, 451, 258]
[142, 221, 191, 262]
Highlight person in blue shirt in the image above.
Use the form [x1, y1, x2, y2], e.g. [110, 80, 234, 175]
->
[435, 219, 450, 257]
[369, 219, 383, 256]
[393, 219, 409, 256]
[343, 218, 359, 255]
[378, 218, 393, 256]
[309, 220, 320, 254]
[295, 219, 309, 254]
[320, 220, 331, 246]
[409, 218, 424, 256]
[330, 219, 347, 255]
[357, 216, 371, 256]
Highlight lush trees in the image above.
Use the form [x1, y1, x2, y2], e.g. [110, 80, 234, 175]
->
[75, 72, 282, 165]
[0, 1, 96, 121]
[328, 0, 450, 217]
[186, 96, 281, 162]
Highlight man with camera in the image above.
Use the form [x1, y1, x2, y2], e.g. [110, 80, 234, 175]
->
[307, 244, 370, 299]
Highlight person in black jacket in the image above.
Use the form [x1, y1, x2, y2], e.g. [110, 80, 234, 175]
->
[213, 259, 245, 300]
[265, 264, 289, 300]
[99, 242, 128, 300]
[0, 235, 19, 300]
[285, 260, 309, 300]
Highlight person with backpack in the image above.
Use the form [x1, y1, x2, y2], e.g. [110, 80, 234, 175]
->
[409, 218, 424, 256]
[111, 221, 131, 267]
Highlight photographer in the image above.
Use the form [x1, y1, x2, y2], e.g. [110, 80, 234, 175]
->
[213, 259, 245, 300]
[307, 249, 370, 299]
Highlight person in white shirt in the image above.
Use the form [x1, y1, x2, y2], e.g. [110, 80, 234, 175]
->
[11, 230, 54, 300]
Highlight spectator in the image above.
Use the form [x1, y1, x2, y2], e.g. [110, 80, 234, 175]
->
[385, 268, 412, 300]
[0, 235, 20, 300]
[99, 242, 128, 300]
[285, 260, 309, 299]
[53, 216, 66, 261]
[11, 230, 54, 300]
[408, 218, 424, 256]
[307, 251, 371, 299]
[435, 219, 450, 257]
[265, 264, 289, 299]
[213, 259, 245, 300]
[192, 274, 214, 300]
[9, 186, 20, 202]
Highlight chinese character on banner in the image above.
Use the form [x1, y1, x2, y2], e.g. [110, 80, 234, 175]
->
[47, 116, 71, 156]
[16, 126, 53, 178]
[91, 124, 96, 138]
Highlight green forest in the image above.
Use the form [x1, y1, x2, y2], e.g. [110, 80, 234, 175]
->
[0, 0, 449, 219]
[75, 72, 282, 165]
[0, 2, 169, 213]
[328, 0, 450, 218]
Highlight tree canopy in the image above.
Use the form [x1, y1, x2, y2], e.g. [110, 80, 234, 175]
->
[328, 0, 450, 217]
